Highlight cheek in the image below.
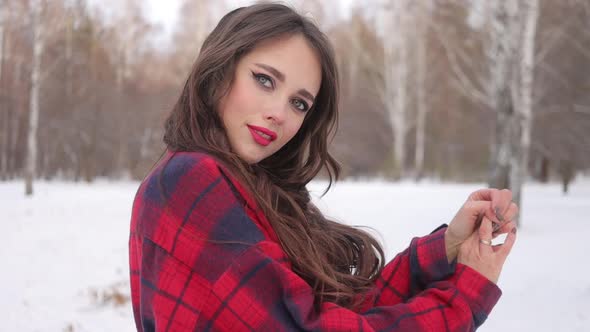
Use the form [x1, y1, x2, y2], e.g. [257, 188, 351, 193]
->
[231, 77, 260, 110]
[219, 79, 254, 122]
[283, 118, 305, 142]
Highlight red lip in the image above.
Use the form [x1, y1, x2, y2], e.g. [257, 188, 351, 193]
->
[247, 125, 277, 141]
[248, 127, 272, 146]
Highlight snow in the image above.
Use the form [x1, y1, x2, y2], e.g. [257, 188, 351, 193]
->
[2, 177, 589, 331]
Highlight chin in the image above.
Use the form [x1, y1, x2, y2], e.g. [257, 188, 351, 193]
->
[235, 145, 272, 165]
[238, 150, 263, 165]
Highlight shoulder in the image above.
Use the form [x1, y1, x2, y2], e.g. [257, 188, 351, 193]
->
[139, 150, 233, 202]
[160, 150, 224, 188]
[132, 150, 266, 249]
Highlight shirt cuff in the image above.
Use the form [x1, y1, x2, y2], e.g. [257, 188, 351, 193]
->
[449, 263, 502, 327]
[410, 224, 456, 290]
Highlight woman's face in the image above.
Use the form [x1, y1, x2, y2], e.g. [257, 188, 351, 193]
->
[218, 34, 322, 164]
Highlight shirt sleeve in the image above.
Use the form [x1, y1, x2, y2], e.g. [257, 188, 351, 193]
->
[373, 224, 459, 306]
[195, 240, 501, 331]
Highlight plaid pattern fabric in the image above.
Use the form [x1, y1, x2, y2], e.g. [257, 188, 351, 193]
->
[129, 151, 502, 331]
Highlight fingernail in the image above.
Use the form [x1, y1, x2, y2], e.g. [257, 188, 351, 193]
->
[511, 227, 517, 234]
[492, 222, 500, 232]
[495, 207, 504, 222]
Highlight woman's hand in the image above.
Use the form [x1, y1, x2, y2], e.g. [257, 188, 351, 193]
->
[445, 189, 518, 263]
[457, 216, 517, 284]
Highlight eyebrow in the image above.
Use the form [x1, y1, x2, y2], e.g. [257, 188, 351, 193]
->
[254, 63, 316, 103]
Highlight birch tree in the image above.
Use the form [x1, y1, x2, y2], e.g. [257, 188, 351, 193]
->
[381, 0, 410, 178]
[110, 0, 151, 176]
[439, 0, 540, 226]
[0, 1, 4, 84]
[486, 0, 520, 192]
[510, 0, 539, 219]
[25, 0, 44, 195]
[487, 0, 540, 226]
[64, 3, 73, 100]
[171, 0, 211, 76]
[412, 1, 433, 180]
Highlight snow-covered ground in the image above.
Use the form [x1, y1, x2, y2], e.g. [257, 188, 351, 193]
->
[2, 177, 589, 331]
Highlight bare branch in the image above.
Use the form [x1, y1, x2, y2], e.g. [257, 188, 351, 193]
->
[436, 29, 493, 108]
[535, 26, 569, 66]
[538, 60, 571, 89]
[40, 53, 65, 82]
[562, 33, 590, 59]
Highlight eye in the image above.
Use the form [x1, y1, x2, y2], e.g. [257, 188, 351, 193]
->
[291, 98, 309, 112]
[252, 72, 274, 89]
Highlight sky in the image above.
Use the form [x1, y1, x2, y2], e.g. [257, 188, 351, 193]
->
[86, 0, 354, 49]
[143, 0, 183, 37]
[139, 0, 354, 40]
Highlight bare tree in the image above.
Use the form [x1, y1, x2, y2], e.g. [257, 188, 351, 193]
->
[0, 1, 4, 84]
[345, 1, 435, 179]
[486, 0, 540, 226]
[0, 0, 7, 179]
[25, 0, 44, 195]
[22, 0, 73, 192]
[108, 0, 152, 177]
[412, 1, 434, 180]
[170, 0, 211, 77]
[487, 0, 520, 192]
[381, 0, 411, 178]
[437, 0, 540, 226]
[64, 2, 74, 99]
[510, 0, 539, 219]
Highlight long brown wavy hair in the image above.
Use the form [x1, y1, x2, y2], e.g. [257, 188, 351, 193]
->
[163, 3, 384, 310]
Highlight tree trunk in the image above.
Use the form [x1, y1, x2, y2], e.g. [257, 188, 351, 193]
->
[0, 4, 4, 83]
[414, 6, 427, 180]
[560, 160, 574, 195]
[9, 60, 22, 179]
[487, 0, 518, 191]
[383, 0, 409, 179]
[0, 5, 6, 179]
[65, 11, 73, 100]
[510, 0, 539, 226]
[487, 0, 539, 228]
[1, 109, 7, 180]
[539, 156, 549, 183]
[25, 2, 43, 195]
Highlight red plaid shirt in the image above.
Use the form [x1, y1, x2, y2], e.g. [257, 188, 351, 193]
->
[129, 151, 502, 331]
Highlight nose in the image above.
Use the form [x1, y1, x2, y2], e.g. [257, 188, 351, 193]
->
[263, 103, 289, 125]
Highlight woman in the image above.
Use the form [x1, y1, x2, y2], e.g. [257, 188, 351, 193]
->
[129, 3, 518, 331]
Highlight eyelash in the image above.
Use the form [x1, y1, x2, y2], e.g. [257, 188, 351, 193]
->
[251, 71, 310, 113]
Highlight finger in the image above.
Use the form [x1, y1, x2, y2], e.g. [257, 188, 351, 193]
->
[497, 225, 517, 258]
[504, 202, 519, 223]
[492, 221, 516, 237]
[463, 200, 492, 212]
[461, 200, 503, 231]
[472, 188, 503, 230]
[468, 188, 497, 202]
[492, 202, 519, 233]
[491, 222, 515, 251]
[490, 189, 511, 223]
[465, 189, 506, 225]
[467, 225, 481, 246]
[478, 216, 494, 254]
